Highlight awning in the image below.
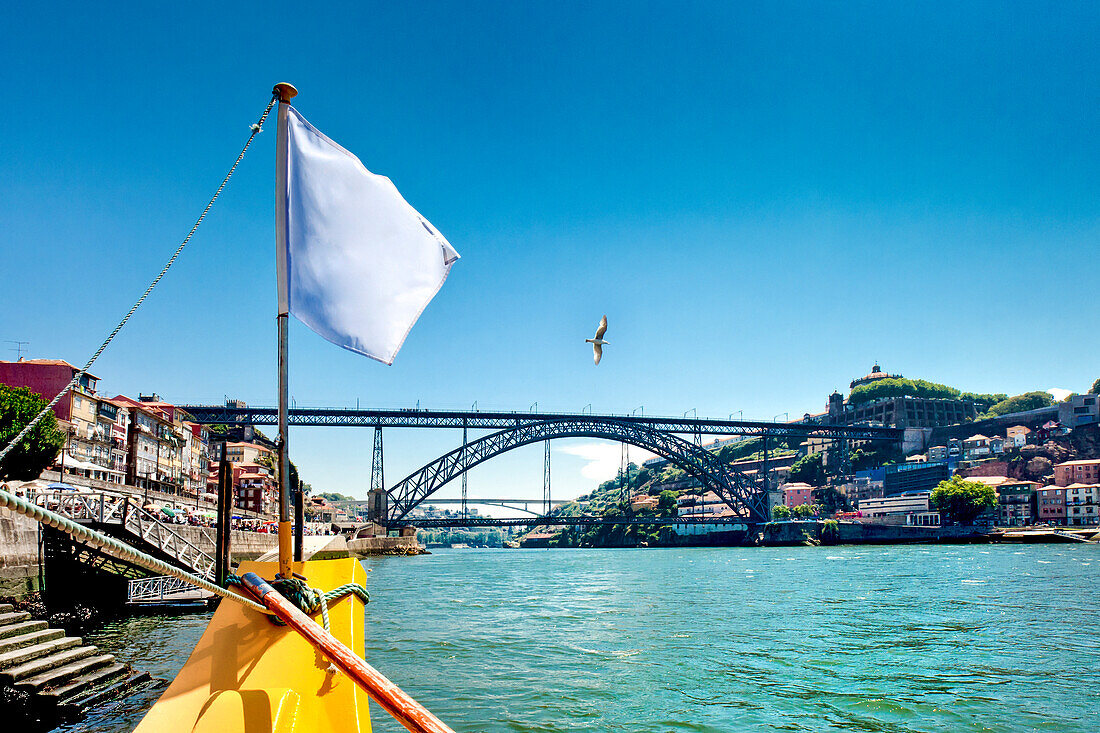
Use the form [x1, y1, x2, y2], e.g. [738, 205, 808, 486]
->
[55, 453, 99, 472]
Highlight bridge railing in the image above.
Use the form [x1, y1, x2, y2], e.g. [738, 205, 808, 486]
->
[33, 490, 216, 581]
[127, 575, 209, 604]
[33, 490, 129, 524]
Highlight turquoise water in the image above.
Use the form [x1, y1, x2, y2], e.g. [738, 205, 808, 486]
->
[68, 545, 1100, 732]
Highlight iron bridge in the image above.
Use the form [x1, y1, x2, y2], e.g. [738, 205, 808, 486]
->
[178, 405, 901, 441]
[388, 516, 750, 528]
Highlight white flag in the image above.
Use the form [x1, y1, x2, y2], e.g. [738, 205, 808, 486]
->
[282, 106, 459, 365]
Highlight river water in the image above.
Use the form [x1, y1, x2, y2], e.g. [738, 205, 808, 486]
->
[60, 544, 1099, 732]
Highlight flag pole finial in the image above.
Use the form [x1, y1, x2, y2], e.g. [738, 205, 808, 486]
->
[273, 82, 298, 102]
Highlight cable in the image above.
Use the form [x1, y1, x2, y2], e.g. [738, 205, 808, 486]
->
[0, 95, 277, 469]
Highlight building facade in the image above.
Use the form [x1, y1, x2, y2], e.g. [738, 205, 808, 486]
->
[1036, 486, 1066, 524]
[883, 461, 949, 496]
[996, 481, 1038, 526]
[859, 490, 932, 523]
[1053, 459, 1100, 487]
[1064, 483, 1099, 526]
[1058, 393, 1099, 428]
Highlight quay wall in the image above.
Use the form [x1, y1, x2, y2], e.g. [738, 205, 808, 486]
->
[759, 520, 990, 546]
[347, 536, 423, 556]
[0, 509, 281, 600]
[0, 509, 42, 597]
[169, 526, 280, 562]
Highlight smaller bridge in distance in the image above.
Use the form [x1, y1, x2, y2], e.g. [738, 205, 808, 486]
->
[334, 497, 572, 517]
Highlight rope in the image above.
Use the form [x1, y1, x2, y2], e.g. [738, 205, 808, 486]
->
[227, 574, 369, 632]
[0, 95, 277, 469]
[0, 487, 270, 614]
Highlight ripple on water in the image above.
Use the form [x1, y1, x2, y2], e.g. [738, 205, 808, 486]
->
[52, 545, 1100, 733]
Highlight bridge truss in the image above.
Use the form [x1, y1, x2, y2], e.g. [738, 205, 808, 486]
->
[386, 418, 771, 522]
[178, 405, 902, 441]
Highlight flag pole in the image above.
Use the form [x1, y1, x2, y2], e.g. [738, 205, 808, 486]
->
[273, 81, 298, 579]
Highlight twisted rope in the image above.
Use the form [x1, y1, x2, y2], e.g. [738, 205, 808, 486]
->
[227, 574, 369, 631]
[0, 488, 270, 614]
[0, 95, 277, 469]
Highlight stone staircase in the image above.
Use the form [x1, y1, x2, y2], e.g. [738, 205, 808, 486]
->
[0, 603, 149, 726]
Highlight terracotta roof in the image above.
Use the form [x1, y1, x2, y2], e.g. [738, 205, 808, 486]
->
[1, 360, 99, 380]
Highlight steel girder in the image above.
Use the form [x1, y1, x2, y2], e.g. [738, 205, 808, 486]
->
[178, 405, 901, 441]
[387, 418, 771, 522]
[387, 516, 751, 528]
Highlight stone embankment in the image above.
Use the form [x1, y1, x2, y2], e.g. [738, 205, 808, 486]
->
[0, 507, 281, 601]
[0, 510, 42, 598]
[755, 520, 991, 547]
[0, 602, 149, 727]
[346, 536, 425, 556]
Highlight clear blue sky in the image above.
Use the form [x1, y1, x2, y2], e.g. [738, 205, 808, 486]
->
[2, 2, 1097, 503]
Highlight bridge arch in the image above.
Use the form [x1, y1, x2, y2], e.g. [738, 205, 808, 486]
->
[386, 417, 768, 522]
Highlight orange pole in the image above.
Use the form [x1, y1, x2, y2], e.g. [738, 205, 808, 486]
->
[240, 573, 456, 733]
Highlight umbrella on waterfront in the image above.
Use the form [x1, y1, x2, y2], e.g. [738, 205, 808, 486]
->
[161, 506, 176, 518]
[47, 482, 79, 491]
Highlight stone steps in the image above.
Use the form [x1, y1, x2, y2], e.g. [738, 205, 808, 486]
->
[1, 645, 98, 686]
[0, 608, 148, 726]
[0, 635, 82, 671]
[0, 611, 32, 630]
[0, 628, 64, 656]
[16, 652, 116, 694]
[44, 662, 129, 706]
[0, 620, 48, 641]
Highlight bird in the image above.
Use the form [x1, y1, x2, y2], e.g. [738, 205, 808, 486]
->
[585, 315, 609, 365]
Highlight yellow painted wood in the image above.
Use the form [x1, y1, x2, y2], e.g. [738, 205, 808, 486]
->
[133, 558, 371, 733]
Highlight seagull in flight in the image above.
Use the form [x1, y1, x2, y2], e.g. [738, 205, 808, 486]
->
[586, 315, 609, 365]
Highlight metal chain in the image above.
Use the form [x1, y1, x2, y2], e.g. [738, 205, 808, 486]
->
[0, 95, 277, 467]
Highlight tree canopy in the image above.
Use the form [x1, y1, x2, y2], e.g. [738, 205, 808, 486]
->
[657, 490, 677, 517]
[771, 504, 791, 520]
[1090, 378, 1100, 395]
[931, 476, 996, 524]
[848, 378, 959, 405]
[788, 452, 827, 486]
[0, 385, 65, 482]
[984, 391, 1054, 418]
[317, 491, 355, 502]
[847, 377, 1003, 409]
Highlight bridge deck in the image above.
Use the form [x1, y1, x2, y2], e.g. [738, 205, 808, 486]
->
[178, 406, 901, 440]
[390, 516, 753, 528]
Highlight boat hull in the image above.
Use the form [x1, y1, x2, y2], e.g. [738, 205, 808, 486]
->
[133, 557, 371, 733]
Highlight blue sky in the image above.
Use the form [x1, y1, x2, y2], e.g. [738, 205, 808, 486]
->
[2, 2, 1097, 504]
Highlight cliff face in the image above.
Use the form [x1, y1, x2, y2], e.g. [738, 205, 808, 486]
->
[1000, 425, 1100, 483]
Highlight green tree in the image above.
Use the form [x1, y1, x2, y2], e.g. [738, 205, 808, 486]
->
[820, 519, 839, 545]
[959, 392, 1008, 411]
[1090, 378, 1100, 395]
[931, 476, 996, 524]
[0, 385, 65, 481]
[788, 453, 827, 486]
[984, 391, 1055, 418]
[791, 503, 814, 518]
[657, 490, 678, 517]
[848, 378, 961, 406]
[771, 504, 791, 520]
